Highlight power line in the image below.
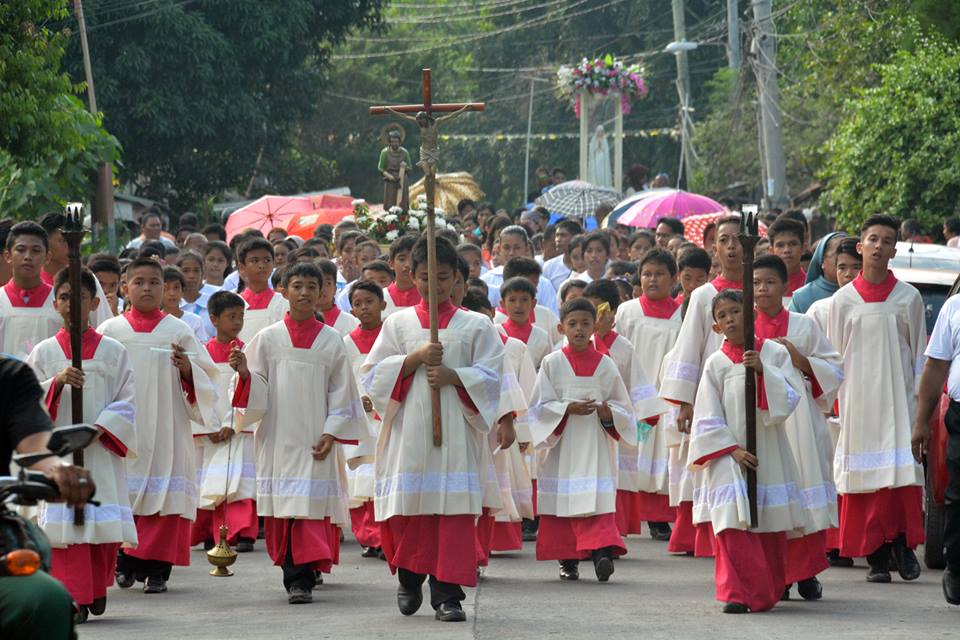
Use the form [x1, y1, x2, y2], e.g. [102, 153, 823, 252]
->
[385, 0, 571, 25]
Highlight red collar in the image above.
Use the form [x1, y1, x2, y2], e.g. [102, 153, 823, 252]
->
[786, 270, 807, 295]
[640, 295, 680, 319]
[414, 298, 457, 330]
[674, 292, 684, 305]
[54, 327, 102, 360]
[241, 287, 276, 310]
[322, 306, 341, 326]
[711, 275, 742, 292]
[283, 313, 324, 349]
[206, 337, 243, 363]
[502, 317, 533, 343]
[852, 270, 898, 303]
[349, 325, 382, 354]
[388, 283, 422, 307]
[755, 307, 789, 340]
[126, 307, 166, 333]
[561, 344, 604, 377]
[3, 280, 52, 308]
[593, 330, 618, 356]
[40, 270, 55, 286]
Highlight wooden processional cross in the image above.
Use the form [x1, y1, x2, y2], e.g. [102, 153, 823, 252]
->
[370, 69, 485, 447]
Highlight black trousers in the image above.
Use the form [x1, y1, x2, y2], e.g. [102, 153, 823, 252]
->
[398, 568, 465, 609]
[944, 401, 960, 569]
[281, 520, 317, 591]
[116, 549, 172, 581]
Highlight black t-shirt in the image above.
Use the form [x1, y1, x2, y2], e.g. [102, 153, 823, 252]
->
[0, 357, 54, 475]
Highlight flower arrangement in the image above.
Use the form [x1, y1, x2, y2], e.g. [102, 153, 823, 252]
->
[556, 54, 647, 117]
[353, 197, 454, 244]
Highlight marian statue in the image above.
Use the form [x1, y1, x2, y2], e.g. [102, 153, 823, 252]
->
[588, 124, 613, 188]
[378, 125, 412, 211]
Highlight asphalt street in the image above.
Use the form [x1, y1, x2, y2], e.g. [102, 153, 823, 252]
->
[78, 530, 958, 640]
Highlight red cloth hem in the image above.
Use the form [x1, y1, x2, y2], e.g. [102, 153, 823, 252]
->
[715, 529, 786, 612]
[535, 513, 626, 560]
[263, 516, 340, 572]
[668, 501, 696, 553]
[839, 486, 924, 557]
[349, 501, 381, 548]
[50, 543, 120, 606]
[785, 530, 829, 583]
[98, 427, 128, 457]
[190, 499, 259, 546]
[616, 491, 677, 534]
[380, 514, 478, 586]
[491, 521, 523, 551]
[127, 514, 191, 565]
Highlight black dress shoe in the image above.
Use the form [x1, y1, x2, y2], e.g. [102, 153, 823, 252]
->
[115, 571, 135, 589]
[361, 545, 380, 558]
[891, 535, 921, 581]
[521, 518, 538, 542]
[559, 560, 579, 581]
[235, 537, 255, 553]
[648, 521, 672, 541]
[89, 597, 107, 616]
[594, 556, 614, 582]
[797, 577, 823, 600]
[826, 549, 855, 567]
[287, 586, 312, 604]
[143, 576, 167, 593]
[943, 566, 960, 605]
[397, 583, 423, 615]
[722, 602, 748, 614]
[866, 544, 892, 583]
[434, 602, 466, 622]
[73, 606, 89, 625]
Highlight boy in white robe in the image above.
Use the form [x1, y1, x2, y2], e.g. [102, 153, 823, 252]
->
[343, 280, 387, 558]
[382, 235, 422, 315]
[0, 222, 63, 359]
[191, 291, 259, 553]
[361, 237, 504, 623]
[234, 262, 368, 604]
[162, 266, 209, 343]
[317, 259, 360, 336]
[689, 289, 807, 613]
[583, 278, 670, 541]
[236, 238, 286, 343]
[493, 256, 562, 346]
[542, 219, 583, 290]
[497, 277, 553, 368]
[753, 255, 842, 600]
[99, 258, 220, 594]
[28, 269, 137, 621]
[767, 218, 808, 301]
[529, 297, 637, 582]
[825, 214, 925, 583]
[482, 227, 560, 316]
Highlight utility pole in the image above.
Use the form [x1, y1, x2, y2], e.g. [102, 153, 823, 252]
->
[73, 0, 117, 253]
[523, 78, 535, 201]
[750, 0, 788, 210]
[670, 0, 694, 188]
[727, 0, 741, 69]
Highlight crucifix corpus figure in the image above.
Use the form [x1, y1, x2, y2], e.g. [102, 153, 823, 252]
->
[369, 68, 484, 446]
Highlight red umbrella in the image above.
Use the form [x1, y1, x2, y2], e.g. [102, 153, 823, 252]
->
[683, 212, 768, 248]
[285, 207, 355, 240]
[225, 195, 314, 241]
[618, 190, 727, 228]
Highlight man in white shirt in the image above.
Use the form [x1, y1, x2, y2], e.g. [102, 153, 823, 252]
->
[126, 211, 177, 251]
[482, 225, 558, 315]
[541, 219, 583, 291]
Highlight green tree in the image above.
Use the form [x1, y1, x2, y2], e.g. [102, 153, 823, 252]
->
[0, 0, 119, 219]
[821, 41, 960, 232]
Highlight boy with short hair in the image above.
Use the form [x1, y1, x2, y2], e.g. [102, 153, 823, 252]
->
[494, 257, 561, 346]
[89, 255, 122, 317]
[234, 262, 369, 604]
[499, 277, 552, 369]
[767, 217, 807, 299]
[99, 257, 221, 593]
[825, 214, 925, 583]
[317, 259, 360, 336]
[542, 219, 583, 289]
[677, 247, 711, 307]
[559, 278, 587, 304]
[482, 226, 559, 315]
[236, 238, 286, 343]
[191, 290, 259, 553]
[529, 297, 637, 582]
[28, 268, 137, 621]
[383, 234, 421, 314]
[752, 254, 843, 600]
[361, 237, 504, 622]
[690, 289, 807, 613]
[162, 266, 209, 342]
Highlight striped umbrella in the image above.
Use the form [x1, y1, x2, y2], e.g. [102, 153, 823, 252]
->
[618, 190, 727, 228]
[535, 180, 623, 220]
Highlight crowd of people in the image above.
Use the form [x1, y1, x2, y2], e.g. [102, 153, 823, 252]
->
[0, 195, 951, 629]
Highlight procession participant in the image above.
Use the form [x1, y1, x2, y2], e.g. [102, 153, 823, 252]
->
[583, 279, 669, 540]
[826, 214, 925, 583]
[191, 291, 258, 553]
[88, 255, 122, 317]
[361, 237, 503, 622]
[789, 232, 847, 314]
[201, 241, 232, 292]
[28, 268, 137, 621]
[766, 218, 808, 300]
[343, 280, 387, 558]
[161, 266, 209, 343]
[528, 297, 636, 582]
[676, 247, 711, 308]
[559, 231, 610, 292]
[542, 219, 584, 291]
[316, 259, 360, 337]
[382, 235, 421, 315]
[235, 238, 285, 343]
[689, 289, 807, 613]
[456, 243, 485, 280]
[494, 257, 561, 347]
[482, 226, 559, 315]
[234, 262, 368, 604]
[0, 222, 62, 359]
[101, 257, 220, 594]
[497, 277, 552, 369]
[752, 255, 843, 600]
[177, 251, 215, 339]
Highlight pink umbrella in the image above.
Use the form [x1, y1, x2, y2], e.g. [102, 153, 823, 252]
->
[225, 195, 315, 241]
[617, 190, 727, 228]
[683, 212, 767, 248]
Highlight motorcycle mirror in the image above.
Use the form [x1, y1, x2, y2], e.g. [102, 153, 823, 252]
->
[46, 424, 98, 457]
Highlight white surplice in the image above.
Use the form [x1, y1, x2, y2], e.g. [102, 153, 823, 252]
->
[361, 306, 504, 520]
[0, 285, 62, 360]
[238, 292, 286, 344]
[341, 331, 380, 507]
[494, 305, 562, 348]
[492, 333, 536, 522]
[659, 282, 725, 406]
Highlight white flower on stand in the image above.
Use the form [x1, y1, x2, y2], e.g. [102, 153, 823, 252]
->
[408, 217, 420, 230]
[384, 214, 398, 223]
[386, 230, 399, 241]
[417, 194, 428, 206]
[352, 199, 366, 207]
[388, 206, 403, 214]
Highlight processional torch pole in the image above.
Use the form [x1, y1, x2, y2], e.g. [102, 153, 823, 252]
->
[64, 203, 86, 526]
[738, 211, 760, 529]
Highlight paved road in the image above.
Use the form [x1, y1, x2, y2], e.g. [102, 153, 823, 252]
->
[79, 532, 957, 640]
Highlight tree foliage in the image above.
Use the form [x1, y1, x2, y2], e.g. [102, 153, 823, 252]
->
[0, 0, 119, 219]
[822, 41, 960, 232]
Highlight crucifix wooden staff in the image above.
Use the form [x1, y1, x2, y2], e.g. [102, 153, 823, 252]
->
[64, 203, 86, 526]
[738, 211, 760, 528]
[370, 69, 485, 447]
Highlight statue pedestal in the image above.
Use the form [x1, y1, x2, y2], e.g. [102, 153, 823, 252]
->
[578, 92, 623, 190]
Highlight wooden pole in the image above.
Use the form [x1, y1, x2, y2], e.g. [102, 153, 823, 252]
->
[64, 203, 86, 526]
[739, 212, 760, 529]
